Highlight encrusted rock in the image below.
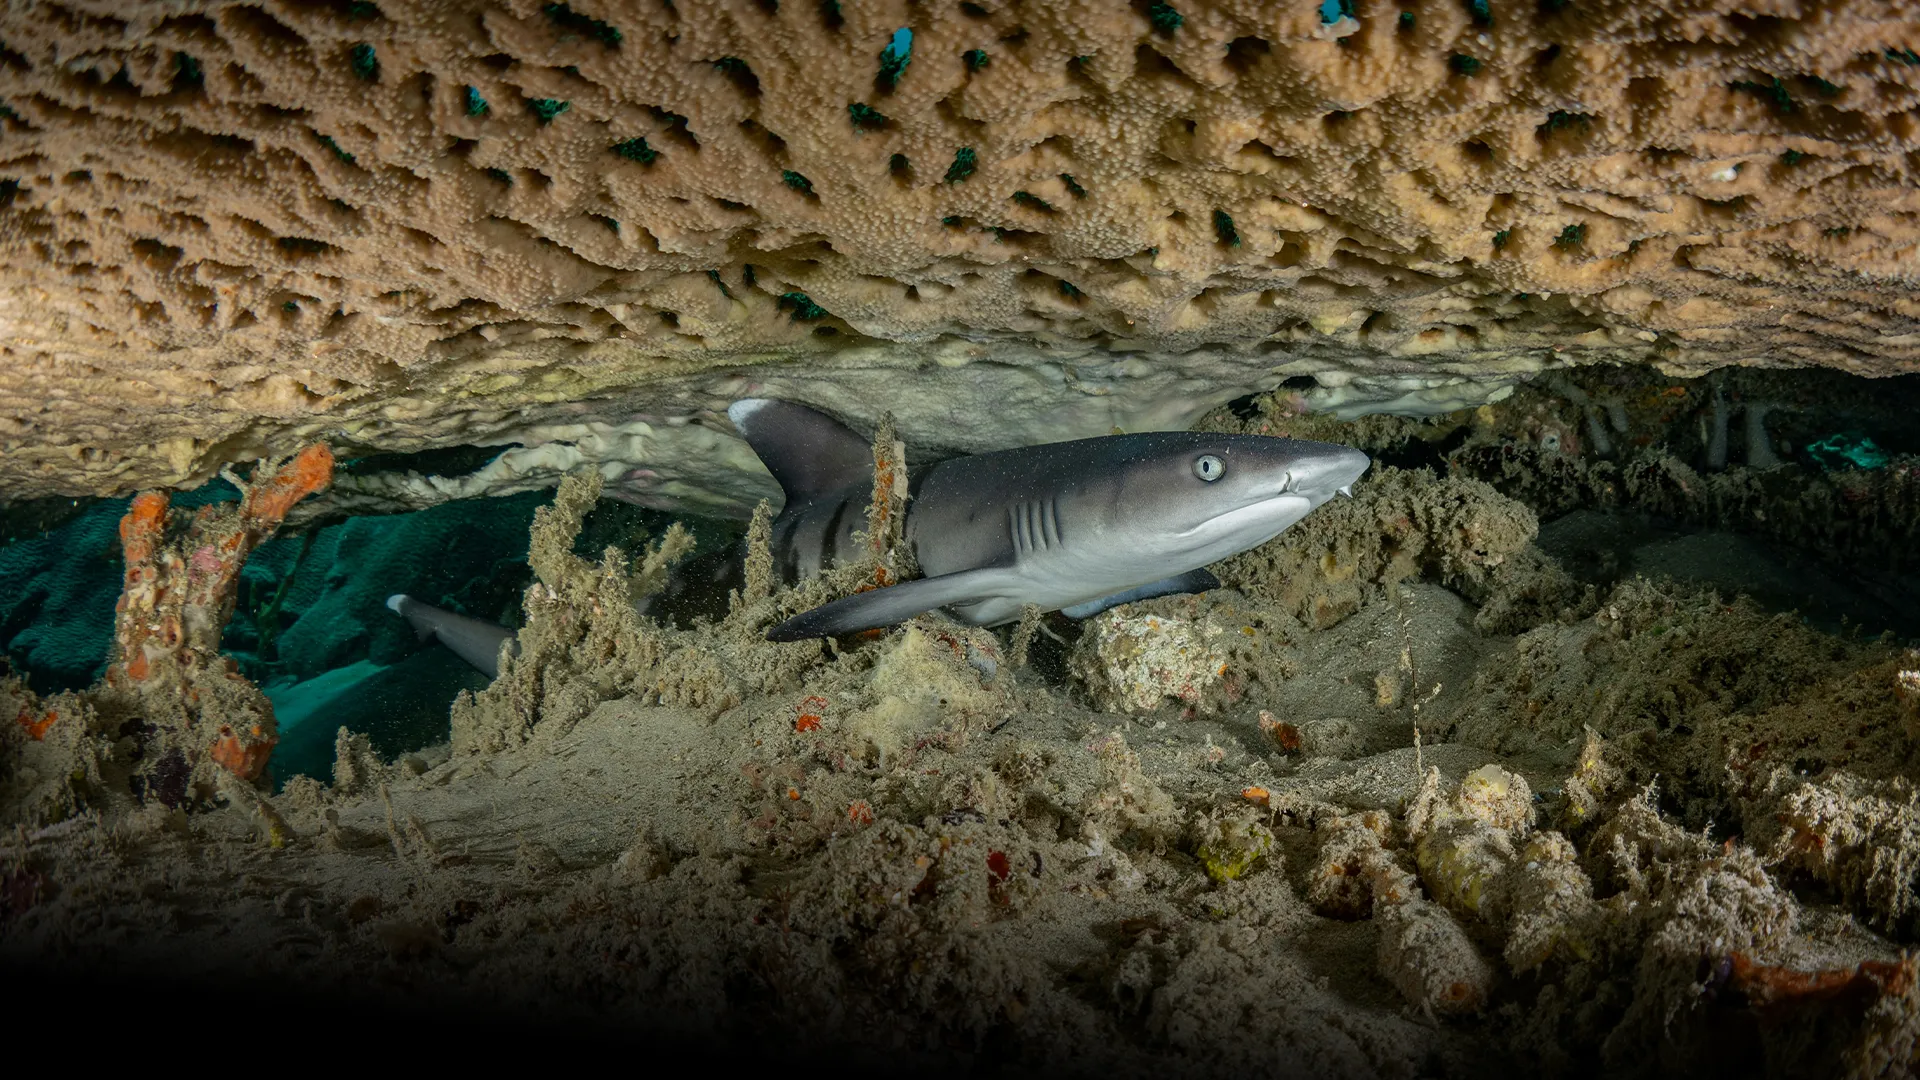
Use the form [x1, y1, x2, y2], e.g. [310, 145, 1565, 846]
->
[1070, 608, 1229, 714]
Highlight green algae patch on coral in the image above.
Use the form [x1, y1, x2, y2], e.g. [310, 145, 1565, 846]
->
[1193, 808, 1273, 882]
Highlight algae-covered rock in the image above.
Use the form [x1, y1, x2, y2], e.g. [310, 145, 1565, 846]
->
[1082, 731, 1181, 853]
[1070, 608, 1228, 714]
[1767, 772, 1920, 938]
[1191, 808, 1274, 883]
[1376, 896, 1495, 1018]
[847, 622, 1005, 766]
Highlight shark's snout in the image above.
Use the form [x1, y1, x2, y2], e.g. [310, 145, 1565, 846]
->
[1291, 446, 1372, 503]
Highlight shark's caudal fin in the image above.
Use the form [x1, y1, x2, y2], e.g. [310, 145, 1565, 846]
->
[386, 593, 519, 679]
[765, 567, 1016, 641]
[727, 399, 874, 504]
[1059, 568, 1221, 619]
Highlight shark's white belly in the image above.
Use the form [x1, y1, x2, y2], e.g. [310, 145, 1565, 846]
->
[943, 541, 1195, 627]
[939, 495, 1315, 627]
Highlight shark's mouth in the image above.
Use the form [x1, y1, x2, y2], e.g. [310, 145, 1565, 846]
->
[1174, 493, 1315, 548]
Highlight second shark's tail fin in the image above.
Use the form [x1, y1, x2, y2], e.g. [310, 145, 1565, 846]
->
[386, 593, 519, 679]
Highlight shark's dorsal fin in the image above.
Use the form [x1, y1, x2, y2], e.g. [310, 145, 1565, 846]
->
[766, 567, 1018, 641]
[1059, 568, 1220, 619]
[728, 398, 874, 504]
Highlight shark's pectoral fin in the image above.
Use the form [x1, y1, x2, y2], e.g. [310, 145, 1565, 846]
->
[766, 568, 1013, 641]
[1059, 568, 1222, 620]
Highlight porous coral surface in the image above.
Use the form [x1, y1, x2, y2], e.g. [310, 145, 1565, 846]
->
[2, 1, 1919, 500]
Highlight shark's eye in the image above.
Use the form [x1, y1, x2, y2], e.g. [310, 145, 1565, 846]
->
[1193, 454, 1225, 482]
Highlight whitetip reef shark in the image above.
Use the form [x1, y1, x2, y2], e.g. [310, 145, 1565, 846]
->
[389, 397, 1369, 670]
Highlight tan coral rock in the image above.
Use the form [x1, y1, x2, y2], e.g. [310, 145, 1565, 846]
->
[1070, 607, 1230, 713]
[1376, 895, 1497, 1019]
[0, 1, 1917, 498]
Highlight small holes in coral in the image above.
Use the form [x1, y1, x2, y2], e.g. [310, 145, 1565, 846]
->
[1224, 37, 1271, 76]
[1012, 191, 1055, 213]
[316, 133, 356, 164]
[652, 107, 698, 149]
[1450, 54, 1483, 77]
[960, 2, 989, 17]
[813, 326, 838, 336]
[1466, 0, 1493, 28]
[964, 49, 989, 72]
[1463, 139, 1493, 161]
[740, 119, 786, 156]
[1146, 2, 1183, 36]
[1537, 111, 1593, 139]
[848, 102, 887, 131]
[543, 3, 622, 48]
[480, 53, 515, 71]
[944, 147, 977, 184]
[612, 136, 659, 164]
[782, 170, 815, 196]
[876, 27, 912, 95]
[276, 235, 333, 256]
[172, 52, 203, 93]
[1554, 223, 1586, 249]
[1133, 44, 1196, 85]
[132, 238, 184, 268]
[1729, 75, 1794, 114]
[778, 291, 826, 320]
[1214, 209, 1240, 247]
[348, 43, 379, 81]
[1800, 74, 1843, 98]
[889, 154, 913, 184]
[713, 56, 759, 96]
[527, 97, 570, 123]
[464, 85, 489, 116]
[659, 309, 679, 326]
[1317, 0, 1351, 24]
[819, 0, 844, 30]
